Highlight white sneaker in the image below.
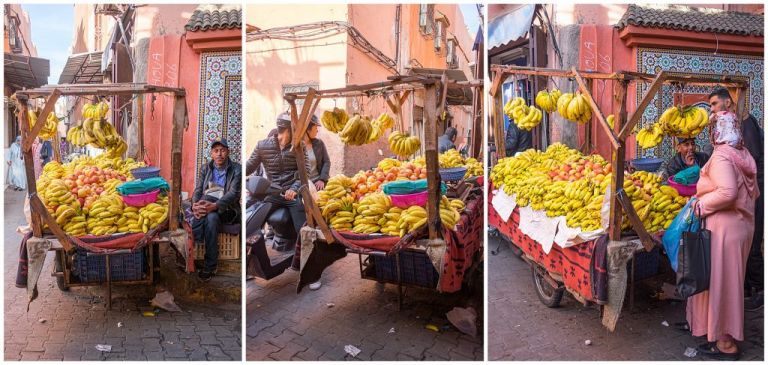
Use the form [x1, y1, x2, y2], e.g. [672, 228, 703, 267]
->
[308, 281, 322, 290]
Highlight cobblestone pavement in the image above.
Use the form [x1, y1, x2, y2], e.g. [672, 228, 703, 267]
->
[245, 251, 484, 361]
[488, 235, 764, 361]
[3, 189, 242, 361]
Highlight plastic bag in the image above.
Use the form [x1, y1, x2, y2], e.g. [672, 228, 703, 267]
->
[662, 197, 700, 271]
[382, 179, 447, 195]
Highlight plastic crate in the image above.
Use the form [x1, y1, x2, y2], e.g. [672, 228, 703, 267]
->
[195, 232, 241, 260]
[371, 250, 438, 288]
[629, 246, 661, 281]
[73, 248, 146, 283]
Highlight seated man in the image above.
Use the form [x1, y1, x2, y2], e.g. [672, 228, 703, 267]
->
[246, 113, 307, 250]
[658, 137, 710, 181]
[192, 138, 242, 281]
[438, 127, 458, 153]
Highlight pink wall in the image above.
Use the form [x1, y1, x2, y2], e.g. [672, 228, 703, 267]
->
[5, 4, 37, 56]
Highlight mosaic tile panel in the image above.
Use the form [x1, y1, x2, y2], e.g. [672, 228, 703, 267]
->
[195, 52, 242, 177]
[635, 48, 763, 158]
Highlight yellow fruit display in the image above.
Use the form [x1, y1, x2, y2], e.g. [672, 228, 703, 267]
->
[352, 192, 391, 234]
[138, 201, 168, 233]
[388, 131, 421, 157]
[439, 149, 464, 168]
[535, 89, 562, 113]
[339, 114, 373, 145]
[659, 105, 708, 138]
[67, 101, 127, 158]
[320, 108, 349, 133]
[504, 97, 542, 131]
[380, 206, 404, 236]
[27, 109, 60, 140]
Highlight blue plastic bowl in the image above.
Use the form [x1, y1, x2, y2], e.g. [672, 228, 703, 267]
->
[130, 166, 161, 180]
[631, 158, 664, 172]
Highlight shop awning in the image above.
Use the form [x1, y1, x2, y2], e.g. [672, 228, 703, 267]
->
[58, 51, 103, 84]
[4, 53, 49, 89]
[408, 67, 473, 106]
[488, 5, 536, 51]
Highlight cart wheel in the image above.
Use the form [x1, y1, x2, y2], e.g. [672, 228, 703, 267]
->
[54, 251, 69, 292]
[531, 264, 563, 308]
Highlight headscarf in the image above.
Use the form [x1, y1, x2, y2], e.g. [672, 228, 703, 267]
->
[710, 111, 742, 148]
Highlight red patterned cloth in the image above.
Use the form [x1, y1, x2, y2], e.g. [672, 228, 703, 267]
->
[488, 189, 595, 301]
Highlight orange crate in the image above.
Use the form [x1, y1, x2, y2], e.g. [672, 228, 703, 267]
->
[195, 232, 241, 260]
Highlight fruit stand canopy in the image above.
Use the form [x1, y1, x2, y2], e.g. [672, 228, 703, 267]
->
[4, 53, 50, 89]
[58, 51, 104, 84]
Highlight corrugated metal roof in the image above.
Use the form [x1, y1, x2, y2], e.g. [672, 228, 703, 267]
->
[4, 53, 49, 89]
[58, 52, 103, 85]
[616, 4, 764, 36]
[488, 5, 536, 50]
[185, 4, 242, 32]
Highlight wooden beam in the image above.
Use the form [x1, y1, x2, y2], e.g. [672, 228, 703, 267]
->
[491, 72, 506, 158]
[572, 67, 620, 150]
[18, 102, 43, 238]
[298, 189, 334, 243]
[291, 88, 318, 150]
[620, 72, 666, 141]
[23, 88, 61, 152]
[285, 76, 433, 99]
[437, 73, 449, 126]
[424, 83, 441, 240]
[489, 70, 503, 98]
[29, 194, 74, 253]
[136, 93, 145, 161]
[168, 95, 186, 231]
[616, 190, 656, 252]
[399, 90, 411, 105]
[15, 83, 185, 98]
[490, 64, 632, 81]
[52, 132, 61, 163]
[609, 81, 629, 240]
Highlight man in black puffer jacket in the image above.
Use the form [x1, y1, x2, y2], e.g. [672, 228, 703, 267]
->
[192, 138, 242, 281]
[246, 113, 308, 247]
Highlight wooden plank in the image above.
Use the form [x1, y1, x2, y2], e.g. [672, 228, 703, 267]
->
[490, 64, 630, 81]
[399, 90, 412, 105]
[15, 83, 185, 98]
[609, 81, 629, 240]
[52, 132, 61, 163]
[29, 195, 74, 253]
[18, 102, 43, 238]
[168, 95, 186, 231]
[423, 83, 441, 240]
[136, 93, 145, 161]
[299, 189, 334, 244]
[291, 89, 318, 149]
[285, 77, 432, 99]
[289, 99, 315, 227]
[23, 88, 61, 152]
[491, 73, 506, 158]
[620, 72, 666, 141]
[616, 190, 656, 252]
[488, 70, 503, 98]
[572, 67, 620, 150]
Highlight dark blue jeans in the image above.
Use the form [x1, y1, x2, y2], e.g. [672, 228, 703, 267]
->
[192, 210, 236, 272]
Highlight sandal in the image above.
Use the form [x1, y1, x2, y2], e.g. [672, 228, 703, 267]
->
[673, 321, 690, 333]
[697, 343, 740, 361]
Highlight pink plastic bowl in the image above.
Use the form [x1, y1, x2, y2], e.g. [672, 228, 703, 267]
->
[389, 190, 428, 208]
[121, 189, 160, 207]
[667, 176, 696, 197]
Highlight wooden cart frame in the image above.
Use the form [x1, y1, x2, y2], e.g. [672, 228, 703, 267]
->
[282, 73, 482, 303]
[13, 83, 188, 308]
[489, 64, 749, 249]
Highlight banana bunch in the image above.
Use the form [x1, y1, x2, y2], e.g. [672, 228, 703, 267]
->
[82, 101, 110, 119]
[41, 179, 76, 207]
[320, 108, 349, 133]
[27, 110, 59, 140]
[439, 149, 464, 168]
[380, 206, 404, 236]
[636, 122, 664, 149]
[410, 156, 426, 168]
[439, 196, 461, 229]
[68, 101, 127, 157]
[515, 105, 543, 131]
[117, 206, 142, 233]
[607, 114, 615, 129]
[369, 112, 395, 142]
[643, 185, 688, 233]
[557, 93, 592, 124]
[535, 89, 562, 113]
[464, 157, 483, 177]
[42, 161, 65, 179]
[339, 114, 373, 145]
[62, 215, 87, 236]
[395, 205, 427, 236]
[138, 202, 168, 233]
[377, 158, 401, 173]
[450, 198, 465, 212]
[503, 97, 527, 120]
[388, 131, 421, 157]
[352, 192, 391, 234]
[317, 175, 357, 230]
[659, 105, 708, 138]
[86, 194, 124, 236]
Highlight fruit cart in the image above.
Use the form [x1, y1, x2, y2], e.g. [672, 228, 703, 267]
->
[282, 73, 484, 308]
[13, 83, 188, 309]
[488, 64, 749, 330]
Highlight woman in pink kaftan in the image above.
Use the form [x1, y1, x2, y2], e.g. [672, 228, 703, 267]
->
[686, 111, 759, 360]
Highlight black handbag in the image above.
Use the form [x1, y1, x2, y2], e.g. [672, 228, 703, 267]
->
[676, 204, 711, 299]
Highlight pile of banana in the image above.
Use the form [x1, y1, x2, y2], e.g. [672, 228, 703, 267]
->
[659, 105, 708, 138]
[67, 101, 128, 157]
[320, 108, 349, 133]
[388, 131, 421, 157]
[41, 179, 77, 209]
[439, 196, 462, 229]
[464, 157, 483, 178]
[339, 114, 373, 145]
[535, 89, 562, 113]
[138, 201, 168, 233]
[636, 122, 664, 149]
[317, 175, 357, 230]
[557, 93, 592, 124]
[352, 192, 391, 234]
[86, 194, 124, 236]
[504, 97, 528, 120]
[118, 206, 142, 234]
[27, 109, 60, 140]
[395, 205, 427, 235]
[64, 155, 143, 177]
[62, 216, 87, 236]
[439, 149, 464, 168]
[377, 158, 401, 173]
[644, 186, 686, 232]
[380, 206, 404, 236]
